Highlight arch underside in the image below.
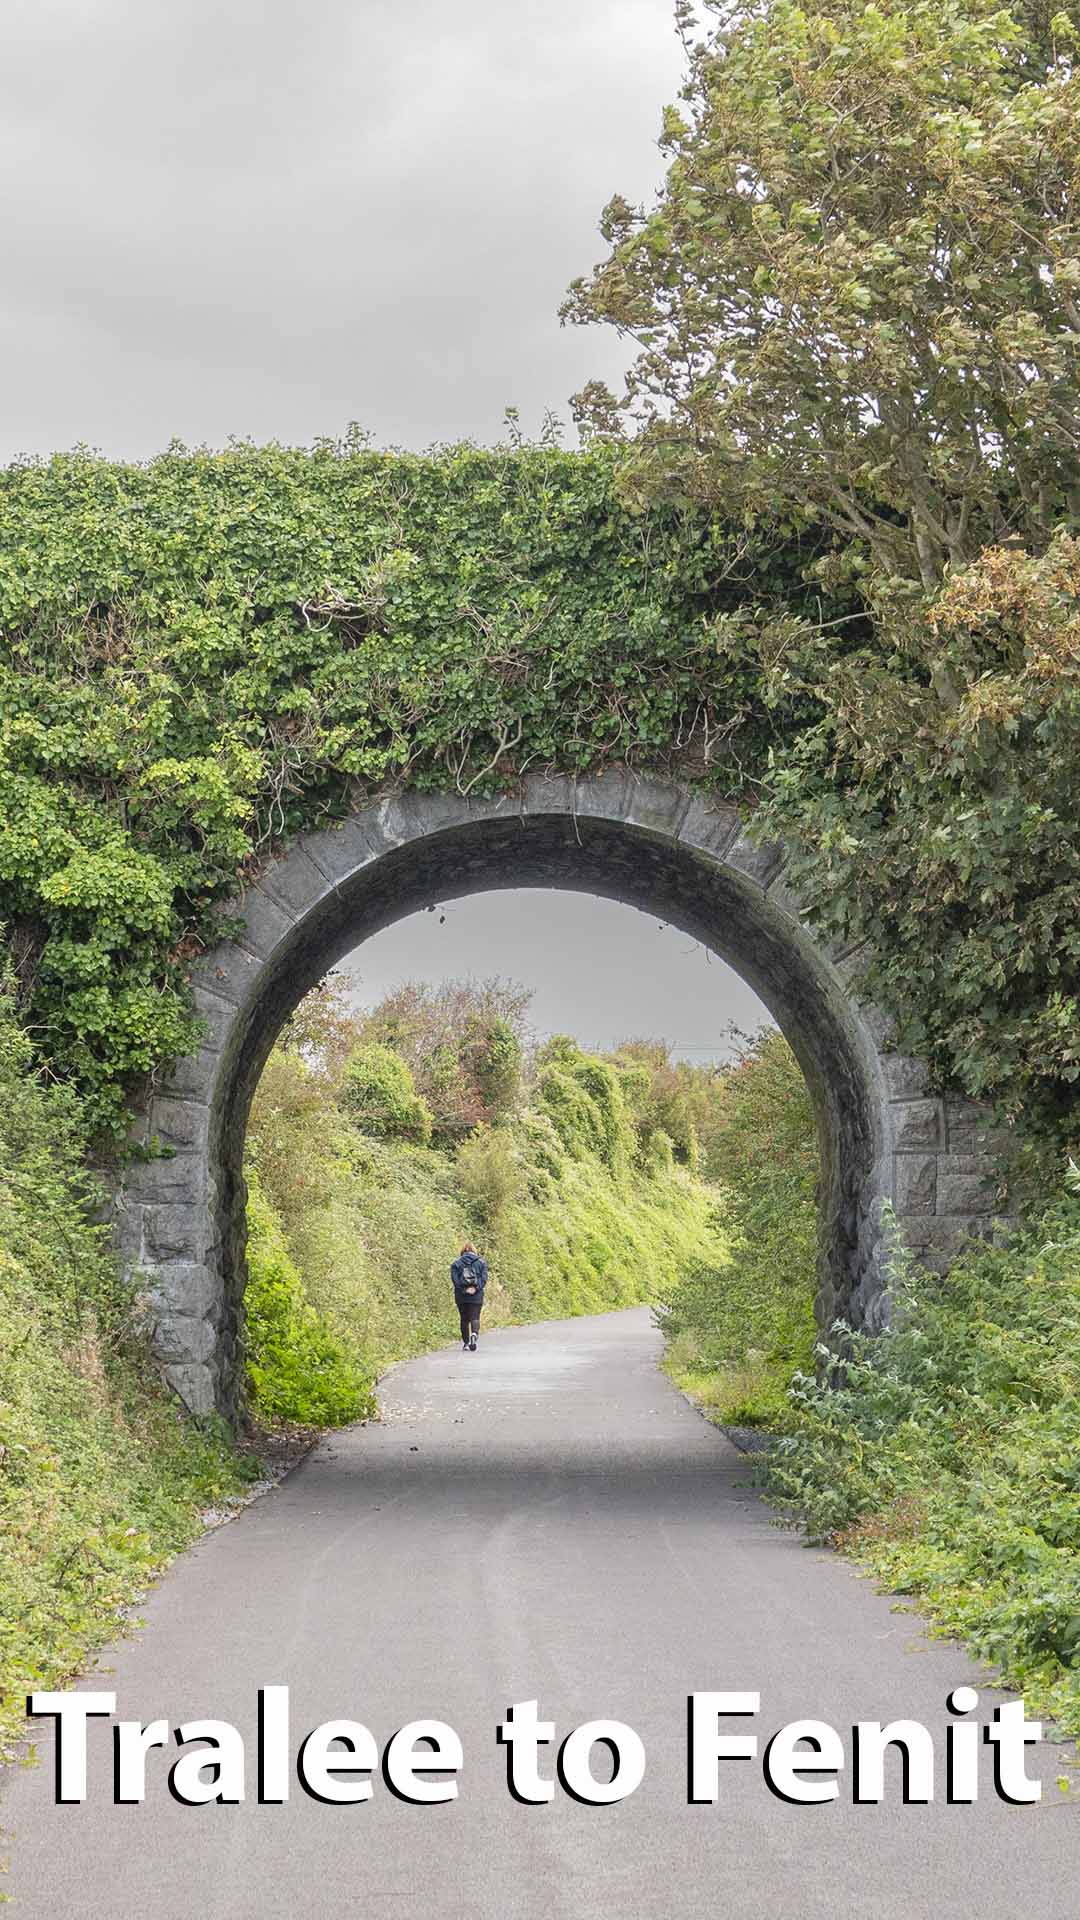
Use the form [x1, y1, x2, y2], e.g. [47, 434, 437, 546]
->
[113, 779, 1005, 1419]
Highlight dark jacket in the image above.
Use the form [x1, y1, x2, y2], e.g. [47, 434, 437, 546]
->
[451, 1253, 487, 1302]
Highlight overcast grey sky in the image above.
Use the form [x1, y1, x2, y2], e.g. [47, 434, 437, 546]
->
[2, 0, 686, 462]
[5, 1, 771, 1047]
[339, 893, 769, 1064]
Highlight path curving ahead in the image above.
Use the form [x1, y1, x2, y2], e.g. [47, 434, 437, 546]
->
[2, 1307, 1078, 1918]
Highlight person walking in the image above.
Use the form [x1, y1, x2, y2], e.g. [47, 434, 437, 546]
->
[451, 1243, 487, 1352]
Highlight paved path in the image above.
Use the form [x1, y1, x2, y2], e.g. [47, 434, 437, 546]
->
[2, 1308, 1078, 1917]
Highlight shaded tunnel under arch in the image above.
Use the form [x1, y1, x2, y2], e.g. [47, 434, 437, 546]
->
[113, 777, 1003, 1418]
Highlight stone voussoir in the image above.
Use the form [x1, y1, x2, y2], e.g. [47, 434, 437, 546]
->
[256, 842, 338, 919]
[191, 983, 243, 1054]
[617, 776, 690, 839]
[723, 830, 785, 890]
[229, 886, 296, 961]
[303, 814, 390, 887]
[520, 771, 578, 815]
[675, 791, 741, 859]
[192, 940, 265, 1008]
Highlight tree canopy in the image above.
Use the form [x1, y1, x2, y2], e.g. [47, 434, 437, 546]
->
[564, 0, 1080, 1142]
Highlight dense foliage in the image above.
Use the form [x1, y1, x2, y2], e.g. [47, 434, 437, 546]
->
[353, 979, 527, 1141]
[660, 1029, 819, 1422]
[243, 979, 728, 1396]
[0, 977, 252, 1760]
[765, 1180, 1080, 1732]
[244, 1171, 374, 1425]
[566, 0, 1080, 588]
[0, 439, 823, 1142]
[565, 0, 1080, 1139]
[340, 1043, 434, 1145]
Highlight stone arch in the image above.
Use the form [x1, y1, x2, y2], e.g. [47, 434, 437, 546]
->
[113, 774, 1004, 1419]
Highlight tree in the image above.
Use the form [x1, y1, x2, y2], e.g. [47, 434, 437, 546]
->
[564, 0, 1080, 604]
[355, 979, 528, 1142]
[339, 1044, 433, 1145]
[565, 0, 1080, 1134]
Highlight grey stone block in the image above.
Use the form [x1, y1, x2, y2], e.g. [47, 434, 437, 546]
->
[163, 1361, 219, 1417]
[937, 1171, 999, 1215]
[192, 941, 264, 1008]
[895, 1153, 937, 1213]
[765, 878, 808, 924]
[830, 948, 872, 989]
[724, 831, 784, 890]
[121, 1152, 206, 1204]
[304, 815, 388, 886]
[190, 985, 240, 1054]
[677, 792, 741, 859]
[141, 1263, 218, 1320]
[147, 1097, 209, 1152]
[861, 1003, 898, 1049]
[152, 1314, 217, 1365]
[945, 1100, 1009, 1155]
[521, 772, 577, 815]
[621, 777, 690, 838]
[141, 1204, 209, 1264]
[113, 1200, 144, 1264]
[891, 1100, 944, 1149]
[257, 844, 337, 918]
[571, 768, 638, 823]
[156, 1046, 220, 1103]
[938, 1152, 996, 1178]
[881, 1055, 932, 1100]
[231, 887, 295, 961]
[896, 1212, 993, 1253]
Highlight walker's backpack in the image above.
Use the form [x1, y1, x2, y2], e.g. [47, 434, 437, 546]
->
[459, 1258, 483, 1294]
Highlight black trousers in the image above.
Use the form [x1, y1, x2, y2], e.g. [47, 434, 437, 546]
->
[458, 1298, 482, 1340]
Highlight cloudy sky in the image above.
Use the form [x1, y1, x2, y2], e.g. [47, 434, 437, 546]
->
[5, 0, 769, 1051]
[2, 0, 687, 461]
[339, 893, 769, 1064]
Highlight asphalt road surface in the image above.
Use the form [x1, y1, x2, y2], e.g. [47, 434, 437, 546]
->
[3, 1306, 1078, 1917]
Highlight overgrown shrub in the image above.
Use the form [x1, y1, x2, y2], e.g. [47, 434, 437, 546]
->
[0, 973, 251, 1761]
[357, 980, 527, 1142]
[244, 1173, 374, 1425]
[340, 1043, 433, 1144]
[765, 1182, 1080, 1732]
[536, 1041, 634, 1170]
[455, 1124, 524, 1233]
[659, 1028, 818, 1420]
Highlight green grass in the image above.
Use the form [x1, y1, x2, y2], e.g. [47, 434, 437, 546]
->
[661, 1336, 795, 1430]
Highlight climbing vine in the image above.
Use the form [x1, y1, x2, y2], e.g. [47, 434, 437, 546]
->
[0, 435, 836, 1138]
[0, 431, 1076, 1151]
